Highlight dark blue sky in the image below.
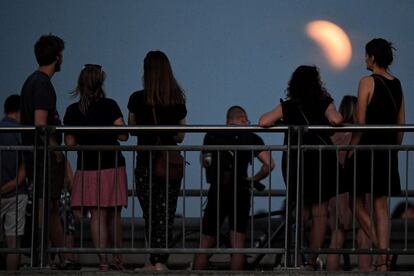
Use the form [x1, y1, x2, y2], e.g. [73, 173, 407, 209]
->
[1, 0, 413, 214]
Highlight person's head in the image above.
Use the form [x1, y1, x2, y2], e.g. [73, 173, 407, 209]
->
[365, 38, 395, 71]
[338, 95, 357, 124]
[226, 105, 249, 125]
[143, 50, 185, 106]
[3, 94, 21, 122]
[73, 64, 106, 115]
[34, 34, 65, 72]
[286, 65, 331, 103]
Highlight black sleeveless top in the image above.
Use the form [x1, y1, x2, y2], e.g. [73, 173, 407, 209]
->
[360, 74, 403, 145]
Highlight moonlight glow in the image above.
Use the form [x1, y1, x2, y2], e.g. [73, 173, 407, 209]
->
[306, 20, 352, 70]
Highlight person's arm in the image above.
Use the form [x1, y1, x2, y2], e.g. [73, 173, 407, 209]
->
[35, 109, 63, 162]
[64, 161, 74, 192]
[174, 118, 186, 143]
[114, 117, 128, 141]
[325, 103, 343, 126]
[259, 104, 283, 127]
[246, 150, 275, 182]
[397, 94, 405, 145]
[0, 163, 26, 195]
[348, 76, 373, 156]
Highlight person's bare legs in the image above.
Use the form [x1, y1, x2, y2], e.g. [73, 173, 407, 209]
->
[355, 195, 378, 247]
[90, 208, 108, 265]
[326, 229, 345, 271]
[357, 228, 374, 272]
[107, 207, 123, 266]
[229, 231, 245, 271]
[374, 196, 389, 271]
[193, 235, 216, 270]
[5, 236, 20, 271]
[38, 199, 68, 262]
[306, 202, 328, 269]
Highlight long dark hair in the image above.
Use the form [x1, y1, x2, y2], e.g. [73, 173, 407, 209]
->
[143, 50, 185, 106]
[286, 65, 332, 104]
[72, 64, 106, 115]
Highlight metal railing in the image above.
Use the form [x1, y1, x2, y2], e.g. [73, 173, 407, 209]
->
[0, 125, 414, 270]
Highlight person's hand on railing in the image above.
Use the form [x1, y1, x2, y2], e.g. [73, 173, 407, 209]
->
[54, 150, 64, 163]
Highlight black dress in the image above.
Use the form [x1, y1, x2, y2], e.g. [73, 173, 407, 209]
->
[349, 74, 402, 196]
[281, 98, 339, 207]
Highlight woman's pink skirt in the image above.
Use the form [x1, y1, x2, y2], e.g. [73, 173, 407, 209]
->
[71, 167, 128, 208]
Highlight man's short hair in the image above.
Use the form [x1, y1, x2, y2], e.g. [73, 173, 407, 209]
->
[34, 34, 65, 66]
[4, 94, 20, 114]
[226, 105, 247, 121]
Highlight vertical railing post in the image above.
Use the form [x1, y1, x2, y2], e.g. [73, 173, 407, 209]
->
[284, 126, 293, 267]
[293, 126, 303, 268]
[40, 126, 51, 267]
[30, 127, 40, 267]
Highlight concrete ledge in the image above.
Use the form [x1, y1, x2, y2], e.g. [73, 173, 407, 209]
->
[2, 269, 414, 276]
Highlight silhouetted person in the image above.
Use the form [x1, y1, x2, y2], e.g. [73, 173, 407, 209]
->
[20, 34, 68, 265]
[260, 65, 343, 270]
[128, 50, 187, 271]
[348, 38, 405, 272]
[194, 106, 274, 271]
[0, 94, 27, 271]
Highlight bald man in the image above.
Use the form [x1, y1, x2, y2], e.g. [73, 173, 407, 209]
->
[194, 106, 275, 271]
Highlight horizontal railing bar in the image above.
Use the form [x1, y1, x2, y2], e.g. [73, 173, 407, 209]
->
[49, 145, 288, 151]
[125, 189, 414, 197]
[306, 248, 414, 255]
[48, 248, 286, 254]
[2, 124, 414, 133]
[47, 247, 414, 255]
[47, 144, 414, 151]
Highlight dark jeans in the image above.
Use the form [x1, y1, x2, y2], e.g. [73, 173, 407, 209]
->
[135, 167, 182, 265]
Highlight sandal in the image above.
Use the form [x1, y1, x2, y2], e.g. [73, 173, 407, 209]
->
[303, 262, 317, 271]
[59, 259, 82, 270]
[110, 256, 125, 271]
[375, 255, 391, 272]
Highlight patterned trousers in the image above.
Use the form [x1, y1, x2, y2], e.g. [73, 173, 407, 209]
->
[135, 167, 182, 264]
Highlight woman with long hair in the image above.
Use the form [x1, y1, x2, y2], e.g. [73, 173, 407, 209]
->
[259, 65, 343, 270]
[127, 51, 187, 271]
[348, 38, 405, 272]
[64, 64, 128, 272]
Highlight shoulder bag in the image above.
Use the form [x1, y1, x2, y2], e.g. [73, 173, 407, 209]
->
[151, 107, 184, 182]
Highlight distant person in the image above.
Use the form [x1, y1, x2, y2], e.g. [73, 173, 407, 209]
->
[64, 64, 128, 272]
[193, 106, 275, 271]
[389, 201, 414, 270]
[326, 95, 372, 271]
[128, 50, 187, 271]
[19, 34, 68, 265]
[259, 65, 343, 270]
[348, 38, 405, 272]
[0, 95, 27, 271]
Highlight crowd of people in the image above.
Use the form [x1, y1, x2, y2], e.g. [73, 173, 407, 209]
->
[0, 34, 410, 272]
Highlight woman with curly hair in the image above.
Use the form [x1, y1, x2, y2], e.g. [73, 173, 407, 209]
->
[260, 65, 343, 270]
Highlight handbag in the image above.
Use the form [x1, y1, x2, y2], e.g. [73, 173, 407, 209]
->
[151, 107, 184, 182]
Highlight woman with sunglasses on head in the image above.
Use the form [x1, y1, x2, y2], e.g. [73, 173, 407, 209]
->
[127, 51, 187, 271]
[63, 64, 129, 272]
[348, 38, 405, 272]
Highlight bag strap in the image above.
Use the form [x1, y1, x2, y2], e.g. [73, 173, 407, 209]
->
[372, 74, 399, 113]
[296, 104, 328, 145]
